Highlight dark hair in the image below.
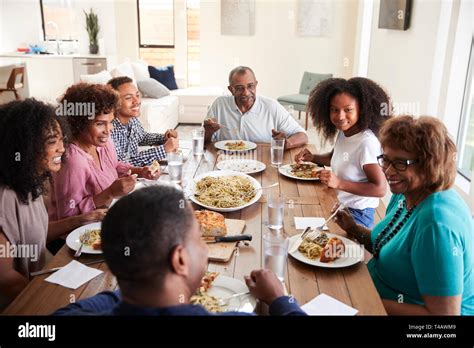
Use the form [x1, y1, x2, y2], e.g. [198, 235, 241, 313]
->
[58, 82, 119, 139]
[0, 98, 66, 203]
[101, 185, 194, 286]
[379, 115, 457, 193]
[107, 76, 133, 91]
[307, 77, 391, 142]
[228, 66, 256, 85]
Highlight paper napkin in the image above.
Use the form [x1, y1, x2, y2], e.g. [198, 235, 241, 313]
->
[45, 260, 103, 289]
[294, 217, 329, 230]
[301, 293, 358, 315]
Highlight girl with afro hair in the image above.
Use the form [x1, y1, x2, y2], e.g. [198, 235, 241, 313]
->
[295, 77, 390, 228]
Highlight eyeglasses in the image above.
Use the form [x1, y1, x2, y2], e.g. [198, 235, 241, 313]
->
[376, 155, 419, 172]
[232, 83, 256, 93]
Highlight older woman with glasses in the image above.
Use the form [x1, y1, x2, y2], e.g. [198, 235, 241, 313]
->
[334, 115, 473, 315]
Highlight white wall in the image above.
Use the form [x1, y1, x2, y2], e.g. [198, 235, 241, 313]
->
[199, 0, 359, 98]
[367, 0, 441, 115]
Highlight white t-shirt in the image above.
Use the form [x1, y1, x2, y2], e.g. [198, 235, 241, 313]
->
[206, 95, 305, 143]
[331, 129, 382, 209]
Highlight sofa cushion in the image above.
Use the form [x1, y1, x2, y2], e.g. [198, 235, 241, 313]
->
[148, 65, 178, 90]
[137, 78, 170, 99]
[139, 95, 179, 133]
[80, 70, 113, 84]
[131, 60, 150, 81]
[110, 62, 136, 84]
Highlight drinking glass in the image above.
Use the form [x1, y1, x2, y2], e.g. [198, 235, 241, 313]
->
[263, 230, 289, 282]
[267, 194, 285, 230]
[271, 138, 285, 167]
[166, 152, 183, 184]
[192, 127, 205, 156]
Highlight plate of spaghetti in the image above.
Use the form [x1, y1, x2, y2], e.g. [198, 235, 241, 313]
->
[66, 222, 103, 254]
[185, 170, 262, 212]
[190, 272, 256, 313]
[288, 231, 362, 268]
[215, 140, 257, 152]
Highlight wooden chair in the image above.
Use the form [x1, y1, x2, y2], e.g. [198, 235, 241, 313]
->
[0, 67, 25, 100]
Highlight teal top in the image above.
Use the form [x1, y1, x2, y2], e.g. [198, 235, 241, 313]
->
[367, 189, 474, 315]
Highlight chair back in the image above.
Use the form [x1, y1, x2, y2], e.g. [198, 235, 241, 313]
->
[7, 67, 25, 89]
[299, 72, 333, 95]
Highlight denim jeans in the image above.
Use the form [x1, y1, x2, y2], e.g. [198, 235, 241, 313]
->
[347, 207, 375, 229]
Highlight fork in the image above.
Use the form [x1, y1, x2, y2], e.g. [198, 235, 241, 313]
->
[241, 182, 279, 198]
[74, 242, 84, 258]
[217, 291, 250, 306]
[288, 226, 312, 254]
[304, 203, 344, 241]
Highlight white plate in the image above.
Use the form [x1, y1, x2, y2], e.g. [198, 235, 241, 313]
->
[214, 140, 257, 152]
[278, 163, 321, 181]
[288, 232, 362, 268]
[216, 159, 266, 174]
[184, 170, 262, 212]
[208, 275, 256, 313]
[66, 222, 103, 255]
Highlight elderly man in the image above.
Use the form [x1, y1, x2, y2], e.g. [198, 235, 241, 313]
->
[108, 76, 179, 167]
[204, 66, 308, 149]
[54, 186, 306, 316]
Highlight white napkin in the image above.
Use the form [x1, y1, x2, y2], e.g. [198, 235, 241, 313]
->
[301, 293, 358, 315]
[294, 217, 329, 230]
[45, 260, 103, 290]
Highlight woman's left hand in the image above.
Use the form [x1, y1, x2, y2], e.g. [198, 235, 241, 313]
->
[319, 169, 341, 189]
[139, 165, 161, 180]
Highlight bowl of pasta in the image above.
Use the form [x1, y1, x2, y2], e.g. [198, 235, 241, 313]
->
[185, 170, 262, 212]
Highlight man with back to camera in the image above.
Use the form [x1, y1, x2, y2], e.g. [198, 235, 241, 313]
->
[204, 66, 308, 149]
[108, 76, 179, 167]
[54, 185, 307, 316]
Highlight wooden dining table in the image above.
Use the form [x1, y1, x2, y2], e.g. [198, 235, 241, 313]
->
[3, 143, 387, 315]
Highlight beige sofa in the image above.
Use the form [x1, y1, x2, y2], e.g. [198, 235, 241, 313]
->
[80, 61, 224, 133]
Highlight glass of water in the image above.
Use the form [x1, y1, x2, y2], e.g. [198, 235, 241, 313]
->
[166, 152, 183, 184]
[267, 194, 285, 230]
[271, 137, 285, 167]
[192, 127, 205, 156]
[263, 230, 289, 282]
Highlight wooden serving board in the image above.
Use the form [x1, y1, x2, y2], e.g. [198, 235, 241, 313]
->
[205, 219, 246, 262]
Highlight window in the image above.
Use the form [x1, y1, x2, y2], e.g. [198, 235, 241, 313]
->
[40, 0, 78, 41]
[138, 0, 174, 48]
[187, 0, 200, 86]
[457, 40, 474, 180]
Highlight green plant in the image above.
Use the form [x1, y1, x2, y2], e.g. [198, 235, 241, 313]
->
[84, 8, 100, 46]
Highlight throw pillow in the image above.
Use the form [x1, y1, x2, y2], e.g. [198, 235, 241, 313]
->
[131, 60, 150, 81]
[80, 70, 113, 85]
[137, 78, 170, 99]
[148, 65, 178, 90]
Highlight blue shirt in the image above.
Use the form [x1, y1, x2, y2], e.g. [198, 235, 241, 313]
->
[368, 189, 474, 315]
[53, 291, 306, 316]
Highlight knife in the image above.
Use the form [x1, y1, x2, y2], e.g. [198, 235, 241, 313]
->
[30, 259, 105, 277]
[204, 235, 252, 244]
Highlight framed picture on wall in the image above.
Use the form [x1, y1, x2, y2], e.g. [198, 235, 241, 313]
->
[378, 0, 412, 31]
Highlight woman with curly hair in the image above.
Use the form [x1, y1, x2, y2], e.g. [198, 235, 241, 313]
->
[0, 99, 106, 306]
[295, 77, 389, 228]
[334, 116, 473, 315]
[49, 83, 160, 220]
